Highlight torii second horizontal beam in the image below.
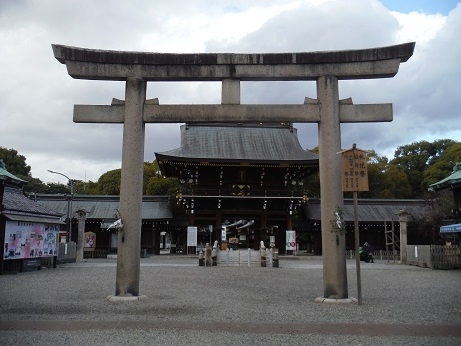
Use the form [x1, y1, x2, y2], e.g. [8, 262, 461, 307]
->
[73, 104, 392, 123]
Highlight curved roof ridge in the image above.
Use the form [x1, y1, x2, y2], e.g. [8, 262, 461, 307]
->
[156, 124, 318, 162]
[429, 162, 461, 191]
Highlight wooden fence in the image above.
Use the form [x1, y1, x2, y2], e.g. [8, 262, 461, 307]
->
[84, 249, 110, 258]
[346, 249, 400, 261]
[407, 245, 461, 269]
[347, 246, 461, 270]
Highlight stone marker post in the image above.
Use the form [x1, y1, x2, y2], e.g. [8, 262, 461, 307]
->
[76, 209, 87, 262]
[397, 210, 411, 264]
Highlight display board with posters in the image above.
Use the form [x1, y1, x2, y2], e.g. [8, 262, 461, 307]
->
[3, 221, 59, 260]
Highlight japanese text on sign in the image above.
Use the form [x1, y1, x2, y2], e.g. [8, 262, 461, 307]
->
[341, 149, 369, 192]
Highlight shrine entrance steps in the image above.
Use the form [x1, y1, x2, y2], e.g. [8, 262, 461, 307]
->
[217, 248, 272, 267]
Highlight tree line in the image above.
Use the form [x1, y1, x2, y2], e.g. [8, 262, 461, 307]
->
[0, 148, 179, 196]
[1, 138, 460, 199]
[2, 140, 460, 244]
[305, 139, 461, 199]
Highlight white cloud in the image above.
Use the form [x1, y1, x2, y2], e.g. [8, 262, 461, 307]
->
[0, 0, 460, 185]
[391, 11, 447, 46]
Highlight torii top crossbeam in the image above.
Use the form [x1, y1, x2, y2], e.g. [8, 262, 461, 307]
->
[52, 43, 415, 81]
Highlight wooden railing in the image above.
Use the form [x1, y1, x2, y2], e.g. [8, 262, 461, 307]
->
[429, 245, 461, 269]
[347, 245, 461, 270]
[346, 249, 400, 261]
[406, 245, 460, 269]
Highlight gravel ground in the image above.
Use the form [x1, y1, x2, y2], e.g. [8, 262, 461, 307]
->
[0, 256, 460, 345]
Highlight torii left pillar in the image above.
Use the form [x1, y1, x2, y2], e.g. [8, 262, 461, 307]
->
[317, 75, 347, 298]
[116, 78, 146, 296]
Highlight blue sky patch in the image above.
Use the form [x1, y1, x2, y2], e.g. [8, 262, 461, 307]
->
[380, 0, 459, 15]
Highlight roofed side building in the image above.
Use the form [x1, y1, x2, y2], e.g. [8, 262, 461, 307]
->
[1, 162, 64, 274]
[32, 194, 173, 255]
[429, 162, 461, 242]
[429, 162, 461, 215]
[305, 198, 428, 252]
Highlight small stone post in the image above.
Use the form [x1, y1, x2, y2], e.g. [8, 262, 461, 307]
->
[272, 250, 279, 268]
[260, 241, 266, 267]
[76, 209, 88, 262]
[212, 240, 218, 266]
[205, 243, 212, 266]
[198, 251, 204, 266]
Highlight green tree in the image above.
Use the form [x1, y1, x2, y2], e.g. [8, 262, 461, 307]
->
[423, 143, 461, 188]
[409, 189, 458, 244]
[0, 147, 50, 193]
[364, 150, 388, 198]
[350, 150, 412, 199]
[0, 146, 81, 193]
[96, 161, 173, 195]
[146, 176, 180, 195]
[73, 180, 99, 195]
[303, 173, 320, 198]
[22, 176, 47, 193]
[378, 164, 412, 198]
[0, 147, 31, 177]
[143, 161, 161, 194]
[303, 147, 320, 197]
[97, 169, 121, 195]
[44, 182, 71, 194]
[391, 139, 458, 198]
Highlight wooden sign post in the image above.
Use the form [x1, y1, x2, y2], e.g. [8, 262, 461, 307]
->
[340, 145, 369, 193]
[339, 144, 369, 305]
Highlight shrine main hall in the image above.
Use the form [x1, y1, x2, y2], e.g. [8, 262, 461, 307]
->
[33, 122, 425, 256]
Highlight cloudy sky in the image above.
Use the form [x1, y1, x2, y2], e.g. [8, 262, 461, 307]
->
[0, 0, 460, 185]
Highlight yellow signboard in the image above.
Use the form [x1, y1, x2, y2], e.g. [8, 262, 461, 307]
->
[340, 146, 369, 192]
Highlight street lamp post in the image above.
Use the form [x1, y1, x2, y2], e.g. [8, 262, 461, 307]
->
[48, 170, 74, 243]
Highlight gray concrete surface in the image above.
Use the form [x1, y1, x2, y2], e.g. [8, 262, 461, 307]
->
[1, 256, 460, 345]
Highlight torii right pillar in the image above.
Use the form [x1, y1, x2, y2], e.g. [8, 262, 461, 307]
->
[317, 75, 347, 299]
[315, 49, 415, 299]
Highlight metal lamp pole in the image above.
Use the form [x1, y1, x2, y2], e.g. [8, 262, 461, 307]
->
[48, 170, 74, 243]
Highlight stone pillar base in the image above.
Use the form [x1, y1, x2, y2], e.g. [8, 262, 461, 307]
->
[106, 294, 148, 302]
[314, 297, 357, 304]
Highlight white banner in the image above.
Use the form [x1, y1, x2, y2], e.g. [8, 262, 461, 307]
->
[187, 226, 198, 247]
[111, 232, 118, 249]
[286, 230, 296, 250]
[269, 235, 275, 248]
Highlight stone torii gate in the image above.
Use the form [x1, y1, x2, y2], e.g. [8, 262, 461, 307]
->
[52, 42, 415, 300]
